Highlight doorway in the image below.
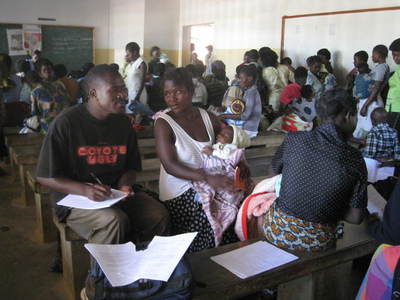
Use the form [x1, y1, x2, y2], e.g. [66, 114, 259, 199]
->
[181, 23, 214, 67]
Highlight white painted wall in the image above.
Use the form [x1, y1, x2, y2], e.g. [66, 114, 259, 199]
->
[109, 0, 145, 66]
[180, 0, 400, 79]
[181, 0, 400, 50]
[0, 0, 110, 48]
[2, 0, 399, 80]
[180, 0, 281, 49]
[284, 10, 400, 84]
[143, 0, 180, 51]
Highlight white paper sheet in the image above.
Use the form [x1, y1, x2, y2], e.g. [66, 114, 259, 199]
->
[367, 185, 387, 218]
[211, 241, 298, 279]
[364, 157, 395, 183]
[57, 189, 127, 209]
[85, 232, 197, 287]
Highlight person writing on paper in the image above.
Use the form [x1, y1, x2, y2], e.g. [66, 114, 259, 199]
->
[155, 68, 238, 252]
[36, 64, 170, 244]
[264, 88, 367, 252]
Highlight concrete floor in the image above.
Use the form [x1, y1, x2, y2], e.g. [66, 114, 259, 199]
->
[0, 163, 68, 300]
[0, 157, 369, 300]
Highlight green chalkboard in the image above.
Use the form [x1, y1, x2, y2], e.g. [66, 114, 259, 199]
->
[0, 24, 93, 73]
[41, 26, 93, 71]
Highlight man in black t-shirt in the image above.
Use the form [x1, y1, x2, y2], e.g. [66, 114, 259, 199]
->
[36, 64, 169, 245]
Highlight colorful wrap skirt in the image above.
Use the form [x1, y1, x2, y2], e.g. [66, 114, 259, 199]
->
[263, 203, 336, 252]
[356, 244, 400, 300]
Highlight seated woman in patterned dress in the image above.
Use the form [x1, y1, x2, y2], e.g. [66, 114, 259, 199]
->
[30, 59, 71, 134]
[263, 88, 368, 252]
[155, 68, 240, 252]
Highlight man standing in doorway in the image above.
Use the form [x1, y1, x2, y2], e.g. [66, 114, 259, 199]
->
[205, 45, 216, 76]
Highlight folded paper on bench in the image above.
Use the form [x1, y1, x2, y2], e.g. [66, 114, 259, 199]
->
[211, 241, 298, 279]
[85, 232, 197, 287]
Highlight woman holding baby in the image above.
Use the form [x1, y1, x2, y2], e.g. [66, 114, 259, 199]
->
[155, 68, 249, 252]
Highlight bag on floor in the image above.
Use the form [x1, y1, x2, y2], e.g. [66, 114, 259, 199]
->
[89, 255, 193, 300]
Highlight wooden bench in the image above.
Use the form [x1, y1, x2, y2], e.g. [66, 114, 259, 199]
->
[3, 126, 22, 136]
[5, 134, 43, 180]
[52, 215, 377, 300]
[25, 165, 57, 244]
[53, 215, 90, 300]
[135, 132, 285, 150]
[250, 132, 285, 147]
[10, 144, 43, 207]
[189, 221, 379, 300]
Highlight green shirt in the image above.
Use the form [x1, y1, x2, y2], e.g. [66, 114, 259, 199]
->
[386, 66, 400, 113]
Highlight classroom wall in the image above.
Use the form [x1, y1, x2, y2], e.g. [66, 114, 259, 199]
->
[180, 0, 400, 80]
[109, 0, 145, 67]
[2, 0, 399, 79]
[0, 0, 111, 66]
[143, 0, 180, 66]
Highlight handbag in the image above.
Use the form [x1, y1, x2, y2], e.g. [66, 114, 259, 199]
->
[89, 255, 193, 300]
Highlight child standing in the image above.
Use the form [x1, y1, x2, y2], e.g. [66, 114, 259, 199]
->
[353, 63, 377, 139]
[359, 45, 390, 118]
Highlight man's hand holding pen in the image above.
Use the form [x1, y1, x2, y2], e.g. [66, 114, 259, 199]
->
[84, 184, 112, 202]
[86, 172, 112, 202]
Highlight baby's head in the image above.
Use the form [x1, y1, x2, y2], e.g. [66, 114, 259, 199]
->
[357, 62, 371, 74]
[217, 125, 251, 149]
[371, 107, 388, 126]
[217, 126, 234, 144]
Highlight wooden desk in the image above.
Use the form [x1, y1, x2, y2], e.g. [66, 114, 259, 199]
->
[189, 222, 378, 300]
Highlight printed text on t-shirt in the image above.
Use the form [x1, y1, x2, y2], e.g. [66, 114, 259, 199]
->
[77, 145, 127, 165]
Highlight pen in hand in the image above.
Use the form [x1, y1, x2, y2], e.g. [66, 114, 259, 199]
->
[90, 172, 103, 185]
[88, 172, 112, 200]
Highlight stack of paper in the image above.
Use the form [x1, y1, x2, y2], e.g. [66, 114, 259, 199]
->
[85, 232, 197, 287]
[57, 189, 127, 210]
[367, 185, 387, 218]
[211, 241, 298, 279]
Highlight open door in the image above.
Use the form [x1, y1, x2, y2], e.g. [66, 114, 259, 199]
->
[181, 23, 214, 67]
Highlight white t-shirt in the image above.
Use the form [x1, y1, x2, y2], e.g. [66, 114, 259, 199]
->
[192, 78, 208, 105]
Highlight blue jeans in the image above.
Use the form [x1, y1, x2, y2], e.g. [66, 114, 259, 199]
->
[127, 101, 155, 117]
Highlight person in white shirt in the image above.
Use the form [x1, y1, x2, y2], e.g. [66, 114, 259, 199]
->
[122, 42, 152, 117]
[204, 45, 216, 76]
[185, 64, 207, 107]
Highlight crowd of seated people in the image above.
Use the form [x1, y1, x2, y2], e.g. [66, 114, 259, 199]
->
[1, 37, 400, 299]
